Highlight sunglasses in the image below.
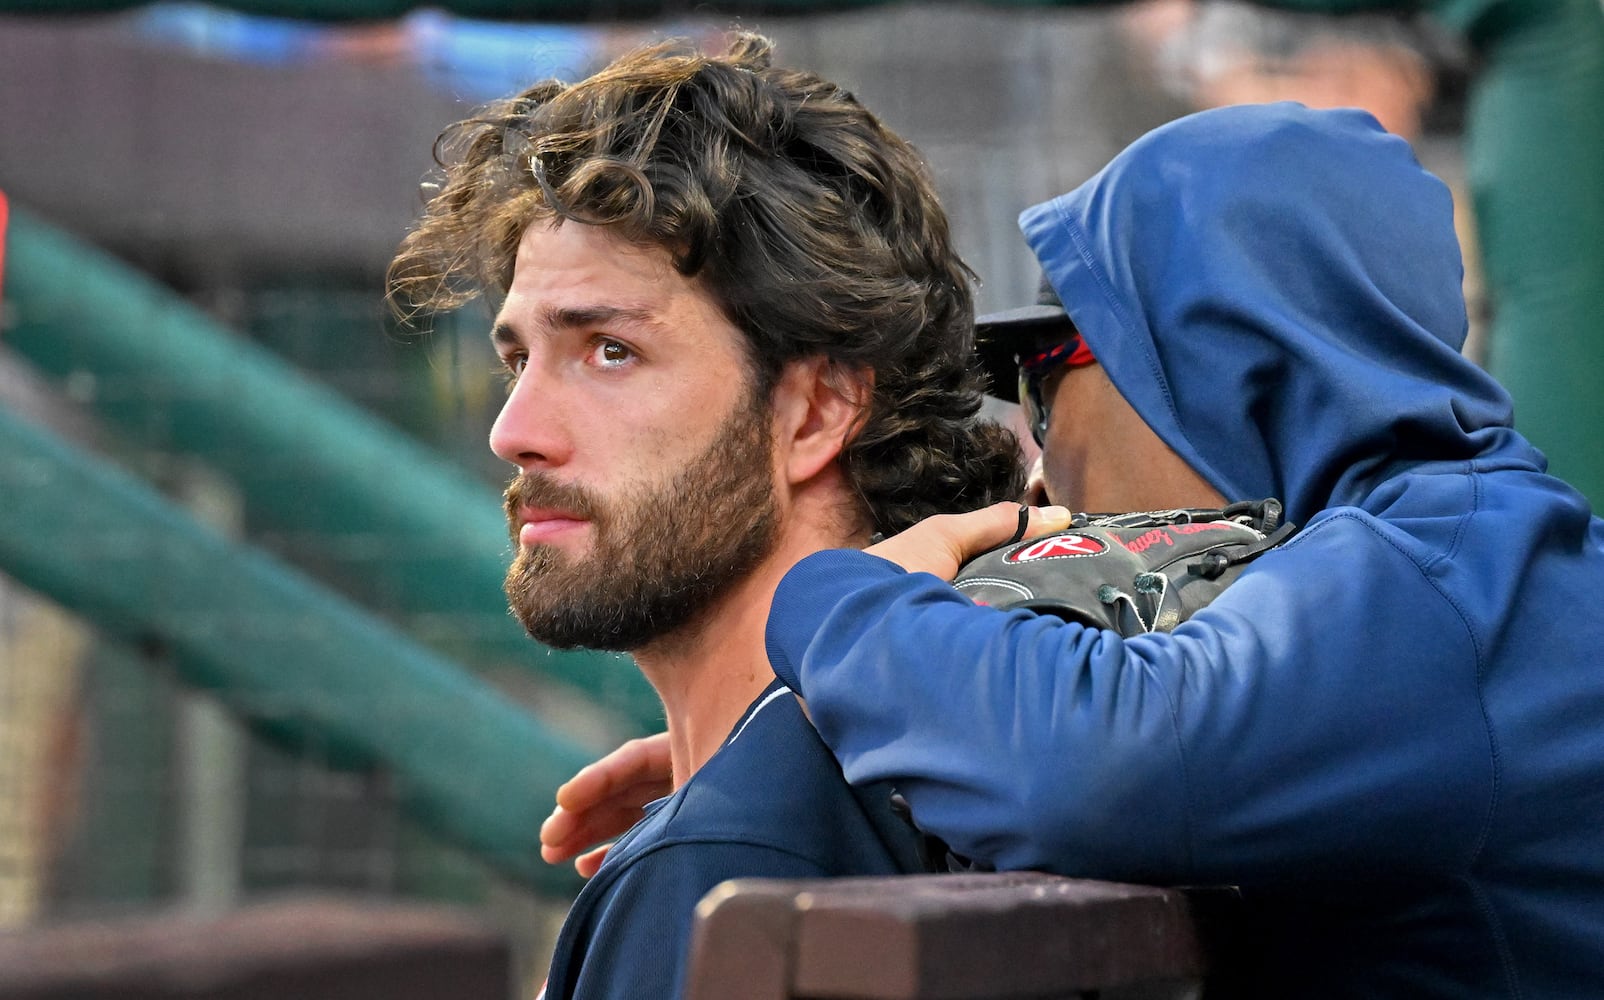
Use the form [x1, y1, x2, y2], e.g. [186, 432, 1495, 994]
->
[1016, 331, 1097, 445]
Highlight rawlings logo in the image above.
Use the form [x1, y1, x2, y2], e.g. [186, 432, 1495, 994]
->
[1007, 533, 1107, 562]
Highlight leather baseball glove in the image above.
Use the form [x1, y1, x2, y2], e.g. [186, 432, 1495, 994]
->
[952, 499, 1294, 636]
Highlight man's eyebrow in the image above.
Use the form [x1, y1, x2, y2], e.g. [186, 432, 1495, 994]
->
[546, 304, 657, 330]
[490, 322, 521, 349]
[489, 305, 662, 348]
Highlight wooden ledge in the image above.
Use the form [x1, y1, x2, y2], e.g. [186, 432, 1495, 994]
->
[687, 872, 1235, 1000]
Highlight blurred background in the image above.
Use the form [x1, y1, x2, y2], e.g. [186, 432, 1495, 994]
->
[0, 0, 1599, 995]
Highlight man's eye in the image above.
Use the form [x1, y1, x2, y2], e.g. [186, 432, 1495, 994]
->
[499, 354, 527, 388]
[593, 340, 634, 367]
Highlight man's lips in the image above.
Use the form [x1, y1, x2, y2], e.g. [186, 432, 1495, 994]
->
[516, 507, 590, 546]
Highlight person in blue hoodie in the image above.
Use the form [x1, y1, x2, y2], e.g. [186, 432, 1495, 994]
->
[546, 103, 1604, 995]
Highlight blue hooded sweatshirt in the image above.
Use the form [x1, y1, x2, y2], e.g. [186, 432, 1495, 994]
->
[765, 104, 1604, 996]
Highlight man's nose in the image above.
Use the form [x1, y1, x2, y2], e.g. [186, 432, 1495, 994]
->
[489, 368, 571, 471]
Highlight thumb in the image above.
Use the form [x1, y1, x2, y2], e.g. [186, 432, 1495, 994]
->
[867, 502, 1073, 581]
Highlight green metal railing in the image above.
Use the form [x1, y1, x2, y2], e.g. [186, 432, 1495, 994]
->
[0, 405, 588, 895]
[3, 208, 660, 733]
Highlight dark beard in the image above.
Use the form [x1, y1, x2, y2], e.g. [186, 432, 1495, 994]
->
[501, 390, 780, 652]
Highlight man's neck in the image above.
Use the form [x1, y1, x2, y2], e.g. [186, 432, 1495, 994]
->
[634, 516, 861, 786]
[630, 547, 796, 786]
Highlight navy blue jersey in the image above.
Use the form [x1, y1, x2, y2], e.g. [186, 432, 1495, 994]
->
[539, 680, 920, 1000]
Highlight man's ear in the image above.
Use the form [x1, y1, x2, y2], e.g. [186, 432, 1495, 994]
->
[770, 357, 874, 486]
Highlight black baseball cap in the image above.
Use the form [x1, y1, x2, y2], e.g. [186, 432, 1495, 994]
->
[974, 269, 1076, 404]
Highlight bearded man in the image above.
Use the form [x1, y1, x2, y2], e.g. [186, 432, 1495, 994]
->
[387, 32, 1026, 1000]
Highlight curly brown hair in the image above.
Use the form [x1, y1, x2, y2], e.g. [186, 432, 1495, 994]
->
[389, 32, 1023, 535]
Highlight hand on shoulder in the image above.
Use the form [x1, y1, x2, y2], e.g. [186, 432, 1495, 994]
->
[866, 501, 1072, 581]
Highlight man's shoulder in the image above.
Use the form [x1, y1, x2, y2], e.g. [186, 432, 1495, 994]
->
[573, 685, 915, 913]
[543, 687, 914, 1000]
[547, 837, 827, 1000]
[660, 687, 909, 867]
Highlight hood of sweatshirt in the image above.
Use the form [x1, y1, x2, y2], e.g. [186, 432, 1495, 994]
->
[1019, 102, 1540, 526]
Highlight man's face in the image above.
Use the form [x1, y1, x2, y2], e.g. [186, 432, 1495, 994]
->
[490, 221, 780, 652]
[1039, 362, 1226, 514]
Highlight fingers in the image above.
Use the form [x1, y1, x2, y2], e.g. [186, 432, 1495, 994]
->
[554, 732, 673, 812]
[540, 773, 671, 854]
[539, 813, 613, 876]
[540, 732, 675, 873]
[540, 798, 656, 864]
[1019, 503, 1074, 542]
[538, 803, 588, 861]
[967, 501, 1073, 556]
[866, 502, 1073, 581]
[574, 844, 611, 880]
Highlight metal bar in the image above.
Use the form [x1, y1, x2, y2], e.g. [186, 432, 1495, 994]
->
[2, 207, 657, 732]
[0, 406, 589, 894]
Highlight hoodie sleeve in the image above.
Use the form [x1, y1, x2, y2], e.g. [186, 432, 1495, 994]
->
[765, 534, 1495, 888]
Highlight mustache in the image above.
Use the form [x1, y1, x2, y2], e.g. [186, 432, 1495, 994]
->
[503, 473, 606, 526]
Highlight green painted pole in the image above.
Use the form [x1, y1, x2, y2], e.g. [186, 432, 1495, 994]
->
[0, 406, 586, 894]
[2, 208, 658, 731]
